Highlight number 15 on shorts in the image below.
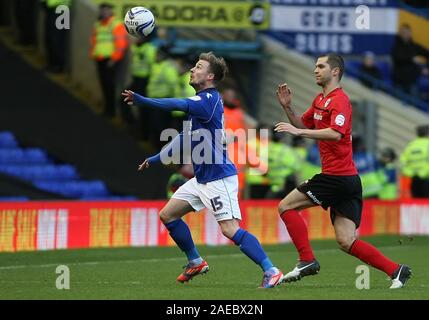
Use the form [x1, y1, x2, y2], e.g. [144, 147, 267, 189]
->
[210, 196, 223, 212]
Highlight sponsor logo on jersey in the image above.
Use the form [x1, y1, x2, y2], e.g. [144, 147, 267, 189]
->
[335, 114, 345, 126]
[313, 113, 323, 120]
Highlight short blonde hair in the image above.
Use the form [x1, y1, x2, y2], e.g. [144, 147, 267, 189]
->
[199, 52, 228, 83]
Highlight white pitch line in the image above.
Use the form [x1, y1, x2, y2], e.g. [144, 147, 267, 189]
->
[0, 245, 414, 271]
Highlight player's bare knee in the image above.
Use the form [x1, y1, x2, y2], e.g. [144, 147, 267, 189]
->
[278, 199, 295, 215]
[219, 220, 239, 239]
[336, 236, 355, 252]
[159, 209, 174, 224]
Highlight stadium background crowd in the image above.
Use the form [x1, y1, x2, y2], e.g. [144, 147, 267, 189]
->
[0, 0, 428, 202]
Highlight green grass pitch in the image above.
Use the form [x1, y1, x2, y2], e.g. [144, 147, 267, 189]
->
[0, 235, 428, 300]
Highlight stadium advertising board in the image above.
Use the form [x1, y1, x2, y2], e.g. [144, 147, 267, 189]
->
[92, 0, 271, 30]
[269, 0, 399, 54]
[1, 200, 427, 252]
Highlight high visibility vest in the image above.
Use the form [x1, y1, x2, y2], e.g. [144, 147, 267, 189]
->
[400, 137, 429, 178]
[46, 0, 70, 8]
[293, 146, 320, 183]
[267, 142, 298, 192]
[131, 43, 157, 78]
[354, 151, 382, 198]
[378, 163, 398, 200]
[246, 137, 269, 185]
[93, 19, 123, 59]
[175, 71, 194, 98]
[172, 71, 194, 117]
[147, 60, 179, 98]
[360, 171, 383, 198]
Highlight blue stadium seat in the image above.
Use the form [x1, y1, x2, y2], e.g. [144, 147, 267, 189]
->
[0, 148, 49, 164]
[33, 180, 110, 198]
[0, 149, 25, 163]
[0, 164, 79, 181]
[0, 132, 18, 148]
[0, 132, 134, 200]
[0, 196, 29, 201]
[374, 61, 393, 87]
[24, 148, 49, 163]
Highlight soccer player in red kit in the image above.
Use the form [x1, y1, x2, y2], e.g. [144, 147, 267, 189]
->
[274, 53, 411, 289]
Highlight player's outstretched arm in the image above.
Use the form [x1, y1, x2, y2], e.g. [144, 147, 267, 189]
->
[276, 83, 306, 129]
[138, 133, 184, 171]
[121, 90, 189, 112]
[275, 122, 341, 141]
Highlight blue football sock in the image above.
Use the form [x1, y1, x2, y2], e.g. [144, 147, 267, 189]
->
[164, 219, 201, 262]
[232, 228, 274, 272]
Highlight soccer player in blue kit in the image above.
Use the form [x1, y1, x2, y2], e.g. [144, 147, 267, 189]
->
[122, 52, 283, 288]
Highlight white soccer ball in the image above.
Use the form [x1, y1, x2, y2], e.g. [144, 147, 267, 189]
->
[124, 7, 155, 37]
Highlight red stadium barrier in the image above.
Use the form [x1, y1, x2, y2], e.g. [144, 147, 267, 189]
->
[0, 200, 428, 252]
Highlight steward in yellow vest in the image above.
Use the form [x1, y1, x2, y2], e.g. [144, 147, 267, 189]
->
[120, 36, 157, 128]
[377, 147, 398, 200]
[145, 46, 179, 148]
[400, 125, 429, 198]
[266, 130, 299, 199]
[245, 128, 270, 199]
[90, 3, 129, 117]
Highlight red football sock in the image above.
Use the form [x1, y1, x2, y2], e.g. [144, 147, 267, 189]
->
[349, 239, 399, 277]
[281, 210, 315, 262]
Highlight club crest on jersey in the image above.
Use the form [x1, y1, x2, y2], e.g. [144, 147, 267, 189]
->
[324, 98, 331, 108]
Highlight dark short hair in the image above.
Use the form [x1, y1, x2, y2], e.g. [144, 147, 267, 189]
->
[319, 53, 344, 80]
[416, 124, 429, 137]
[199, 52, 228, 83]
[381, 147, 396, 161]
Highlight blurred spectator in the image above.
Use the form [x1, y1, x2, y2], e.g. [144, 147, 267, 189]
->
[359, 51, 382, 88]
[291, 137, 321, 183]
[14, 0, 37, 45]
[377, 147, 398, 200]
[245, 125, 269, 199]
[146, 46, 179, 147]
[352, 135, 382, 199]
[222, 88, 247, 198]
[418, 67, 429, 102]
[171, 56, 195, 131]
[174, 57, 195, 98]
[391, 24, 429, 95]
[120, 35, 157, 134]
[265, 128, 298, 199]
[42, 0, 71, 73]
[400, 124, 429, 198]
[90, 2, 129, 118]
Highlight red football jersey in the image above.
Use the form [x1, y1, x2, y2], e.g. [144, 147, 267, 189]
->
[301, 87, 357, 176]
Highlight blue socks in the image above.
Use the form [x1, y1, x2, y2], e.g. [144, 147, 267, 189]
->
[164, 219, 202, 265]
[232, 228, 274, 272]
[164, 220, 274, 272]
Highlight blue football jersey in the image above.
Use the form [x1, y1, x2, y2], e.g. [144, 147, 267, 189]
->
[184, 88, 237, 183]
